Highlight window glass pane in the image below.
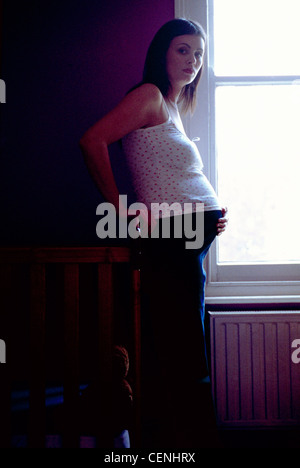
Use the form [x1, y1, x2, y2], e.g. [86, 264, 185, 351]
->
[213, 0, 300, 76]
[216, 84, 300, 263]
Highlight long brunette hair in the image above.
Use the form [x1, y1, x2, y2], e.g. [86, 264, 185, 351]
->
[142, 18, 206, 113]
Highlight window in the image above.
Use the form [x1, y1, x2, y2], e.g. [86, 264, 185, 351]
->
[175, 0, 300, 301]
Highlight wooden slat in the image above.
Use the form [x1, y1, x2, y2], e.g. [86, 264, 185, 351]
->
[97, 263, 114, 447]
[130, 268, 141, 447]
[28, 263, 46, 448]
[0, 265, 12, 447]
[98, 263, 114, 377]
[36, 247, 131, 264]
[0, 247, 32, 263]
[0, 247, 131, 264]
[63, 263, 80, 448]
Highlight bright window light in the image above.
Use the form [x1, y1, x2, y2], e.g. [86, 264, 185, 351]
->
[211, 0, 300, 264]
[213, 0, 300, 76]
[216, 84, 300, 263]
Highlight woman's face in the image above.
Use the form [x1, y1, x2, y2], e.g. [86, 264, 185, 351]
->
[166, 34, 205, 90]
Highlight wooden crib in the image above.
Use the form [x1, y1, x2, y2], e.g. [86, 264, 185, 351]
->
[0, 246, 141, 448]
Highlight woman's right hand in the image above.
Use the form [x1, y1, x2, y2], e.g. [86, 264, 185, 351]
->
[217, 206, 229, 236]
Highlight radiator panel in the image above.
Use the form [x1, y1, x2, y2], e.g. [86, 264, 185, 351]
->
[209, 312, 300, 427]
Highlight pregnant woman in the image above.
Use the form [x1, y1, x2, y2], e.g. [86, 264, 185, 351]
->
[80, 18, 228, 448]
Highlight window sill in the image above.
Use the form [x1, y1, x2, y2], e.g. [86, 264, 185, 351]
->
[206, 280, 300, 304]
[206, 295, 300, 305]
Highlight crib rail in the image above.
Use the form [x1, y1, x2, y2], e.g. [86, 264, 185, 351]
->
[0, 246, 141, 448]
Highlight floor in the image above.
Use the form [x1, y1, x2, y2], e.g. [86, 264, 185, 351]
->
[219, 427, 300, 448]
[141, 417, 300, 449]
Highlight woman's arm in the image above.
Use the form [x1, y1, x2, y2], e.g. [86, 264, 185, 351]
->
[79, 84, 164, 215]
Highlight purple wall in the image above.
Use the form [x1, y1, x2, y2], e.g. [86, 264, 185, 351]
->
[0, 0, 174, 245]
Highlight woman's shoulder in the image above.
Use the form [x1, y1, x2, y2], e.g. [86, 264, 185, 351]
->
[127, 83, 167, 128]
[127, 83, 164, 106]
[114, 83, 167, 132]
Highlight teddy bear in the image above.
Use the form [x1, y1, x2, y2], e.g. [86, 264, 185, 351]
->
[77, 344, 133, 447]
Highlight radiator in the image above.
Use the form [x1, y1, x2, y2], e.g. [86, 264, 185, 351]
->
[209, 311, 300, 427]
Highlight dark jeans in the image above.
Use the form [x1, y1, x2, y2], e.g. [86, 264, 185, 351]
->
[140, 210, 222, 448]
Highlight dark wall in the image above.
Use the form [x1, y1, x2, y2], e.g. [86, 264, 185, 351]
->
[0, 0, 174, 246]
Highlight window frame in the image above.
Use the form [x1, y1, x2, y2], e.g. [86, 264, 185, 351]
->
[175, 0, 300, 303]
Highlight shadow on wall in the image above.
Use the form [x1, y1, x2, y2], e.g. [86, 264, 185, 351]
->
[0, 0, 174, 246]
